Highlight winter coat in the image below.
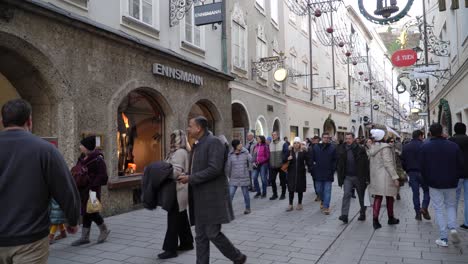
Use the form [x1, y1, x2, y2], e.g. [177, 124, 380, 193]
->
[420, 137, 464, 188]
[269, 140, 288, 168]
[188, 131, 234, 226]
[401, 139, 423, 172]
[367, 143, 399, 197]
[449, 134, 468, 179]
[311, 143, 337, 182]
[253, 143, 270, 165]
[225, 148, 252, 187]
[336, 143, 370, 187]
[49, 199, 66, 225]
[75, 150, 108, 215]
[166, 148, 190, 211]
[142, 161, 176, 212]
[286, 146, 309, 193]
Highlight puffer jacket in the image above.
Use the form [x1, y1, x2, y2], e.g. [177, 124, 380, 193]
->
[225, 148, 252, 187]
[269, 140, 288, 168]
[254, 143, 270, 165]
[49, 199, 66, 225]
[367, 143, 399, 197]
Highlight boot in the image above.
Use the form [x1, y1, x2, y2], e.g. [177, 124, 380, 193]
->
[97, 223, 110, 244]
[373, 219, 382, 230]
[420, 208, 431, 220]
[71, 227, 90, 246]
[388, 217, 400, 225]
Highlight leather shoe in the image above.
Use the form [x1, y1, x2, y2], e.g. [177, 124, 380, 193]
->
[158, 251, 177, 259]
[420, 208, 431, 220]
[357, 214, 366, 221]
[279, 194, 286, 200]
[415, 212, 422, 221]
[234, 254, 247, 264]
[339, 215, 348, 224]
[269, 194, 278, 200]
[177, 244, 194, 251]
[388, 217, 400, 225]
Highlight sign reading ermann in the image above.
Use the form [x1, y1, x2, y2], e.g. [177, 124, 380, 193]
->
[152, 63, 203, 86]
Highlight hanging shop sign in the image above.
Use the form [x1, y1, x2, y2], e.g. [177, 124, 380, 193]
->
[194, 2, 223, 26]
[391, 49, 417, 67]
[373, 104, 380, 110]
[152, 63, 204, 86]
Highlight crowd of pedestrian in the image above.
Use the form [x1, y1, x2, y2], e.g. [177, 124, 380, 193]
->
[1, 98, 467, 264]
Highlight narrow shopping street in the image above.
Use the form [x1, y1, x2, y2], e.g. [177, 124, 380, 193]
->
[48, 181, 467, 264]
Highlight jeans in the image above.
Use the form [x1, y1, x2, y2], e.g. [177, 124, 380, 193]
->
[315, 181, 332, 208]
[229, 185, 250, 209]
[252, 163, 268, 195]
[408, 171, 430, 212]
[456, 179, 468, 226]
[430, 187, 457, 240]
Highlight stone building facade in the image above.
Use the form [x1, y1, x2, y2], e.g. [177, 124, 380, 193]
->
[0, 0, 232, 215]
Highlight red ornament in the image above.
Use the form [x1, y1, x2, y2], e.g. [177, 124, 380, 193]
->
[369, 82, 373, 85]
[364, 78, 369, 82]
[338, 41, 345, 47]
[391, 49, 418, 67]
[314, 9, 322, 17]
[326, 27, 334, 34]
[352, 61, 357, 65]
[345, 51, 351, 57]
[358, 71, 363, 75]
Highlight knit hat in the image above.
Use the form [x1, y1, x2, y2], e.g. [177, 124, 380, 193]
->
[370, 129, 385, 141]
[267, 136, 272, 142]
[80, 136, 96, 151]
[293, 137, 301, 143]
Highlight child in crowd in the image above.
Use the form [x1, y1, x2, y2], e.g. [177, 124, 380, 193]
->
[49, 199, 67, 244]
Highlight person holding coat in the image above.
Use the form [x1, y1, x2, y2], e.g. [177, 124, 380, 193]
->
[225, 139, 252, 214]
[337, 133, 370, 223]
[311, 133, 337, 215]
[71, 136, 110, 246]
[178, 116, 246, 264]
[367, 129, 400, 230]
[156, 129, 194, 259]
[285, 137, 309, 211]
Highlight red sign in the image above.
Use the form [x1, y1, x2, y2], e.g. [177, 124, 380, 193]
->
[391, 49, 417, 67]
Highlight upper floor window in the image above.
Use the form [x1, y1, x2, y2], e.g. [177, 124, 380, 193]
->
[271, 0, 279, 24]
[289, 12, 296, 24]
[182, 5, 204, 49]
[232, 21, 247, 70]
[289, 54, 297, 84]
[129, 0, 153, 25]
[256, 37, 268, 80]
[302, 61, 308, 89]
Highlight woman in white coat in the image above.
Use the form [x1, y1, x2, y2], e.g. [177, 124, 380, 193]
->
[367, 129, 401, 230]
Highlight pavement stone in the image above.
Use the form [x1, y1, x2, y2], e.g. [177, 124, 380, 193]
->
[49, 179, 467, 263]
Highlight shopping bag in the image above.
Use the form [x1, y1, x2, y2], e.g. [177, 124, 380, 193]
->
[86, 190, 103, 213]
[364, 187, 371, 207]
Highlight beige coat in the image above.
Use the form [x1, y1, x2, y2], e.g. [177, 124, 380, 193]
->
[166, 148, 189, 212]
[367, 143, 399, 197]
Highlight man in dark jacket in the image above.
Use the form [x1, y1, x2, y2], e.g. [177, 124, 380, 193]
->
[337, 133, 369, 223]
[309, 136, 321, 201]
[402, 130, 431, 221]
[310, 133, 337, 215]
[420, 123, 464, 247]
[448, 122, 468, 230]
[178, 116, 246, 264]
[0, 99, 80, 262]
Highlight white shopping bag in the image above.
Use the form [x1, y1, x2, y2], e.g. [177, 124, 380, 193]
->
[364, 187, 371, 207]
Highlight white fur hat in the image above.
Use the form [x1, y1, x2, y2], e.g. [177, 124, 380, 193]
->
[293, 137, 301, 143]
[370, 129, 385, 141]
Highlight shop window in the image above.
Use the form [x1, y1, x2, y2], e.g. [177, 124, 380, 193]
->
[188, 103, 215, 146]
[117, 91, 163, 176]
[290, 126, 299, 140]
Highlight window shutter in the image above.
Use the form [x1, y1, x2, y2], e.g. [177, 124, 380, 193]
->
[438, 0, 447, 11]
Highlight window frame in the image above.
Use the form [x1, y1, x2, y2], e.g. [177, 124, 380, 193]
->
[180, 4, 206, 50]
[270, 0, 279, 25]
[128, 0, 154, 26]
[232, 21, 248, 70]
[256, 37, 268, 80]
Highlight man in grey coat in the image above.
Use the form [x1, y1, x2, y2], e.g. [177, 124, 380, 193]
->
[178, 116, 246, 264]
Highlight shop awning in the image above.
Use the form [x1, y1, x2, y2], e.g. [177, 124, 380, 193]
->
[386, 125, 401, 138]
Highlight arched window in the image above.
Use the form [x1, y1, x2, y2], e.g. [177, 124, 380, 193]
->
[188, 102, 215, 133]
[117, 90, 164, 176]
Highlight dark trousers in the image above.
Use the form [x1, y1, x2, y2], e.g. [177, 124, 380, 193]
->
[373, 196, 395, 219]
[195, 224, 242, 264]
[82, 212, 104, 228]
[341, 176, 366, 217]
[270, 167, 287, 196]
[163, 209, 193, 252]
[408, 171, 430, 212]
[289, 192, 303, 205]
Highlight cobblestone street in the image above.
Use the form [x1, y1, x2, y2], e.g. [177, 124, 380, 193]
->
[49, 180, 467, 264]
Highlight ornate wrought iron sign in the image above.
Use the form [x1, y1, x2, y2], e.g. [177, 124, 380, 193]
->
[170, 0, 208, 27]
[251, 55, 285, 75]
[358, 0, 414, 25]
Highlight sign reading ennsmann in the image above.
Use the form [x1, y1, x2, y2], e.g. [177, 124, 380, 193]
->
[194, 2, 223, 26]
[152, 63, 204, 86]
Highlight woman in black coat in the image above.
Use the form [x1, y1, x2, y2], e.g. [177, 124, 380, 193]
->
[286, 137, 310, 211]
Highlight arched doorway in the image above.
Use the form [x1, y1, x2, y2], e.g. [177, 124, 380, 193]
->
[188, 101, 216, 133]
[117, 90, 164, 176]
[255, 116, 268, 137]
[232, 102, 250, 144]
[323, 115, 336, 136]
[0, 47, 54, 136]
[273, 119, 281, 137]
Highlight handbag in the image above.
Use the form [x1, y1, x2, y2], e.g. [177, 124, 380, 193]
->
[280, 150, 292, 173]
[86, 190, 103, 213]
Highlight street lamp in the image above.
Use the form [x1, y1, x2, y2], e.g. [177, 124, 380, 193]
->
[273, 68, 289, 82]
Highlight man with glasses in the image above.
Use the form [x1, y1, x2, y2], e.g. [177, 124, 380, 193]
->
[310, 133, 337, 215]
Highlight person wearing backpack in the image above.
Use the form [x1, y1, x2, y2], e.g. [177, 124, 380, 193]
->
[71, 136, 110, 246]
